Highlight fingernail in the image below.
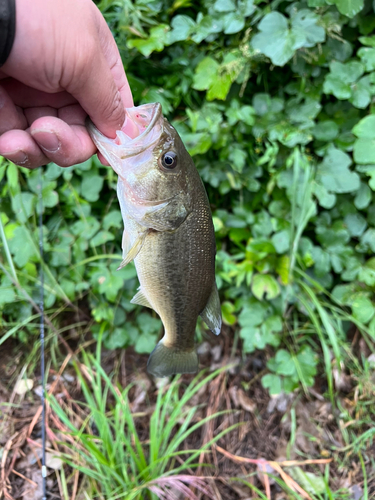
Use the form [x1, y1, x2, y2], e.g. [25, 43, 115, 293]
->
[6, 151, 28, 165]
[33, 131, 60, 152]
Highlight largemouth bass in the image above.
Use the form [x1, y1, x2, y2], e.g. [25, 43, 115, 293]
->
[87, 103, 221, 377]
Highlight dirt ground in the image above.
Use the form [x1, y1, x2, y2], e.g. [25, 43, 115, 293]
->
[0, 329, 374, 500]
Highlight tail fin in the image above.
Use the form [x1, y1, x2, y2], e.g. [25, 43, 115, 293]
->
[147, 341, 198, 378]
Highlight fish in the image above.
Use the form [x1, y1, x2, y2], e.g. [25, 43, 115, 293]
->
[87, 103, 221, 377]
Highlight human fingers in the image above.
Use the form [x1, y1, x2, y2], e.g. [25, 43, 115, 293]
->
[30, 113, 96, 167]
[0, 85, 27, 134]
[1, 78, 76, 109]
[0, 129, 49, 168]
[24, 106, 58, 125]
[95, 8, 133, 110]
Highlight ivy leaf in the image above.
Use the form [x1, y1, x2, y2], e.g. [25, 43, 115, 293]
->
[81, 172, 104, 202]
[316, 146, 360, 193]
[191, 14, 223, 43]
[330, 0, 364, 18]
[358, 47, 375, 71]
[251, 274, 280, 300]
[351, 294, 374, 323]
[268, 349, 295, 376]
[11, 192, 36, 223]
[350, 76, 372, 109]
[167, 15, 196, 44]
[323, 61, 364, 100]
[313, 120, 339, 142]
[90, 231, 115, 247]
[213, 0, 236, 12]
[127, 25, 169, 57]
[271, 229, 290, 254]
[221, 301, 237, 325]
[344, 213, 367, 237]
[251, 12, 304, 67]
[193, 57, 219, 91]
[8, 225, 38, 267]
[291, 9, 325, 48]
[223, 13, 245, 34]
[261, 373, 282, 395]
[238, 298, 268, 327]
[313, 182, 336, 209]
[358, 258, 375, 286]
[354, 183, 372, 209]
[353, 115, 375, 164]
[0, 277, 16, 305]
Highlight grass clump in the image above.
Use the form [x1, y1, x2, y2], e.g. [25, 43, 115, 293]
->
[49, 337, 239, 499]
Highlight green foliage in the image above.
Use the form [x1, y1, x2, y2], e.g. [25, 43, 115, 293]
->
[1, 0, 375, 395]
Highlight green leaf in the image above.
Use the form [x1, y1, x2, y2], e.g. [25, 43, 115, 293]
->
[358, 47, 375, 71]
[352, 115, 375, 139]
[238, 299, 268, 327]
[103, 210, 122, 230]
[261, 373, 282, 395]
[192, 57, 219, 91]
[313, 121, 339, 142]
[0, 277, 16, 305]
[354, 182, 372, 209]
[221, 301, 237, 325]
[127, 25, 169, 57]
[207, 72, 232, 100]
[268, 349, 295, 376]
[213, 0, 236, 12]
[323, 61, 364, 100]
[11, 192, 36, 223]
[8, 225, 38, 267]
[135, 332, 158, 354]
[350, 76, 371, 109]
[353, 138, 375, 164]
[358, 258, 375, 286]
[313, 182, 336, 209]
[81, 172, 104, 202]
[316, 146, 360, 193]
[289, 468, 326, 495]
[167, 15, 196, 44]
[331, 0, 364, 18]
[90, 231, 115, 247]
[251, 274, 280, 300]
[344, 213, 367, 237]
[251, 12, 302, 67]
[351, 294, 374, 323]
[223, 13, 245, 34]
[291, 9, 325, 48]
[271, 229, 290, 254]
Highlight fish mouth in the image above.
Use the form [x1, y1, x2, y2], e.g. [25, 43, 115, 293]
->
[86, 103, 163, 167]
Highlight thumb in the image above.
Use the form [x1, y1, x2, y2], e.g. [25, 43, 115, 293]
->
[66, 49, 126, 138]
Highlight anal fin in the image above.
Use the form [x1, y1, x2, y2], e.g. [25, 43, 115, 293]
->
[130, 288, 153, 309]
[200, 283, 222, 336]
[117, 231, 147, 270]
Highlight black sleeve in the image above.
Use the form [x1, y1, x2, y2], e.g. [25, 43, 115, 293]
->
[0, 0, 16, 67]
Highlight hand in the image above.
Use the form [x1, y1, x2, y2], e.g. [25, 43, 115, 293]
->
[0, 0, 133, 169]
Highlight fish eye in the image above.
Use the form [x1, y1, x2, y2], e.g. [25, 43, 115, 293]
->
[161, 151, 177, 169]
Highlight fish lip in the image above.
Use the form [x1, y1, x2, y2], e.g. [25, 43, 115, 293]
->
[86, 102, 163, 158]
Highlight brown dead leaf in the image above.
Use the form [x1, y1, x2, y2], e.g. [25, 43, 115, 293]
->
[237, 389, 256, 413]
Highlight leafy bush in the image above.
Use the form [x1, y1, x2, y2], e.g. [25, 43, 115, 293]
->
[1, 0, 375, 393]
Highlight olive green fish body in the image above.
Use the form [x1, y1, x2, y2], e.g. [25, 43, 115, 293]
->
[87, 103, 221, 377]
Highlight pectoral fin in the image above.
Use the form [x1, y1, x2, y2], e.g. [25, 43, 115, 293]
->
[200, 283, 222, 336]
[130, 288, 153, 309]
[142, 194, 190, 232]
[117, 231, 147, 270]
